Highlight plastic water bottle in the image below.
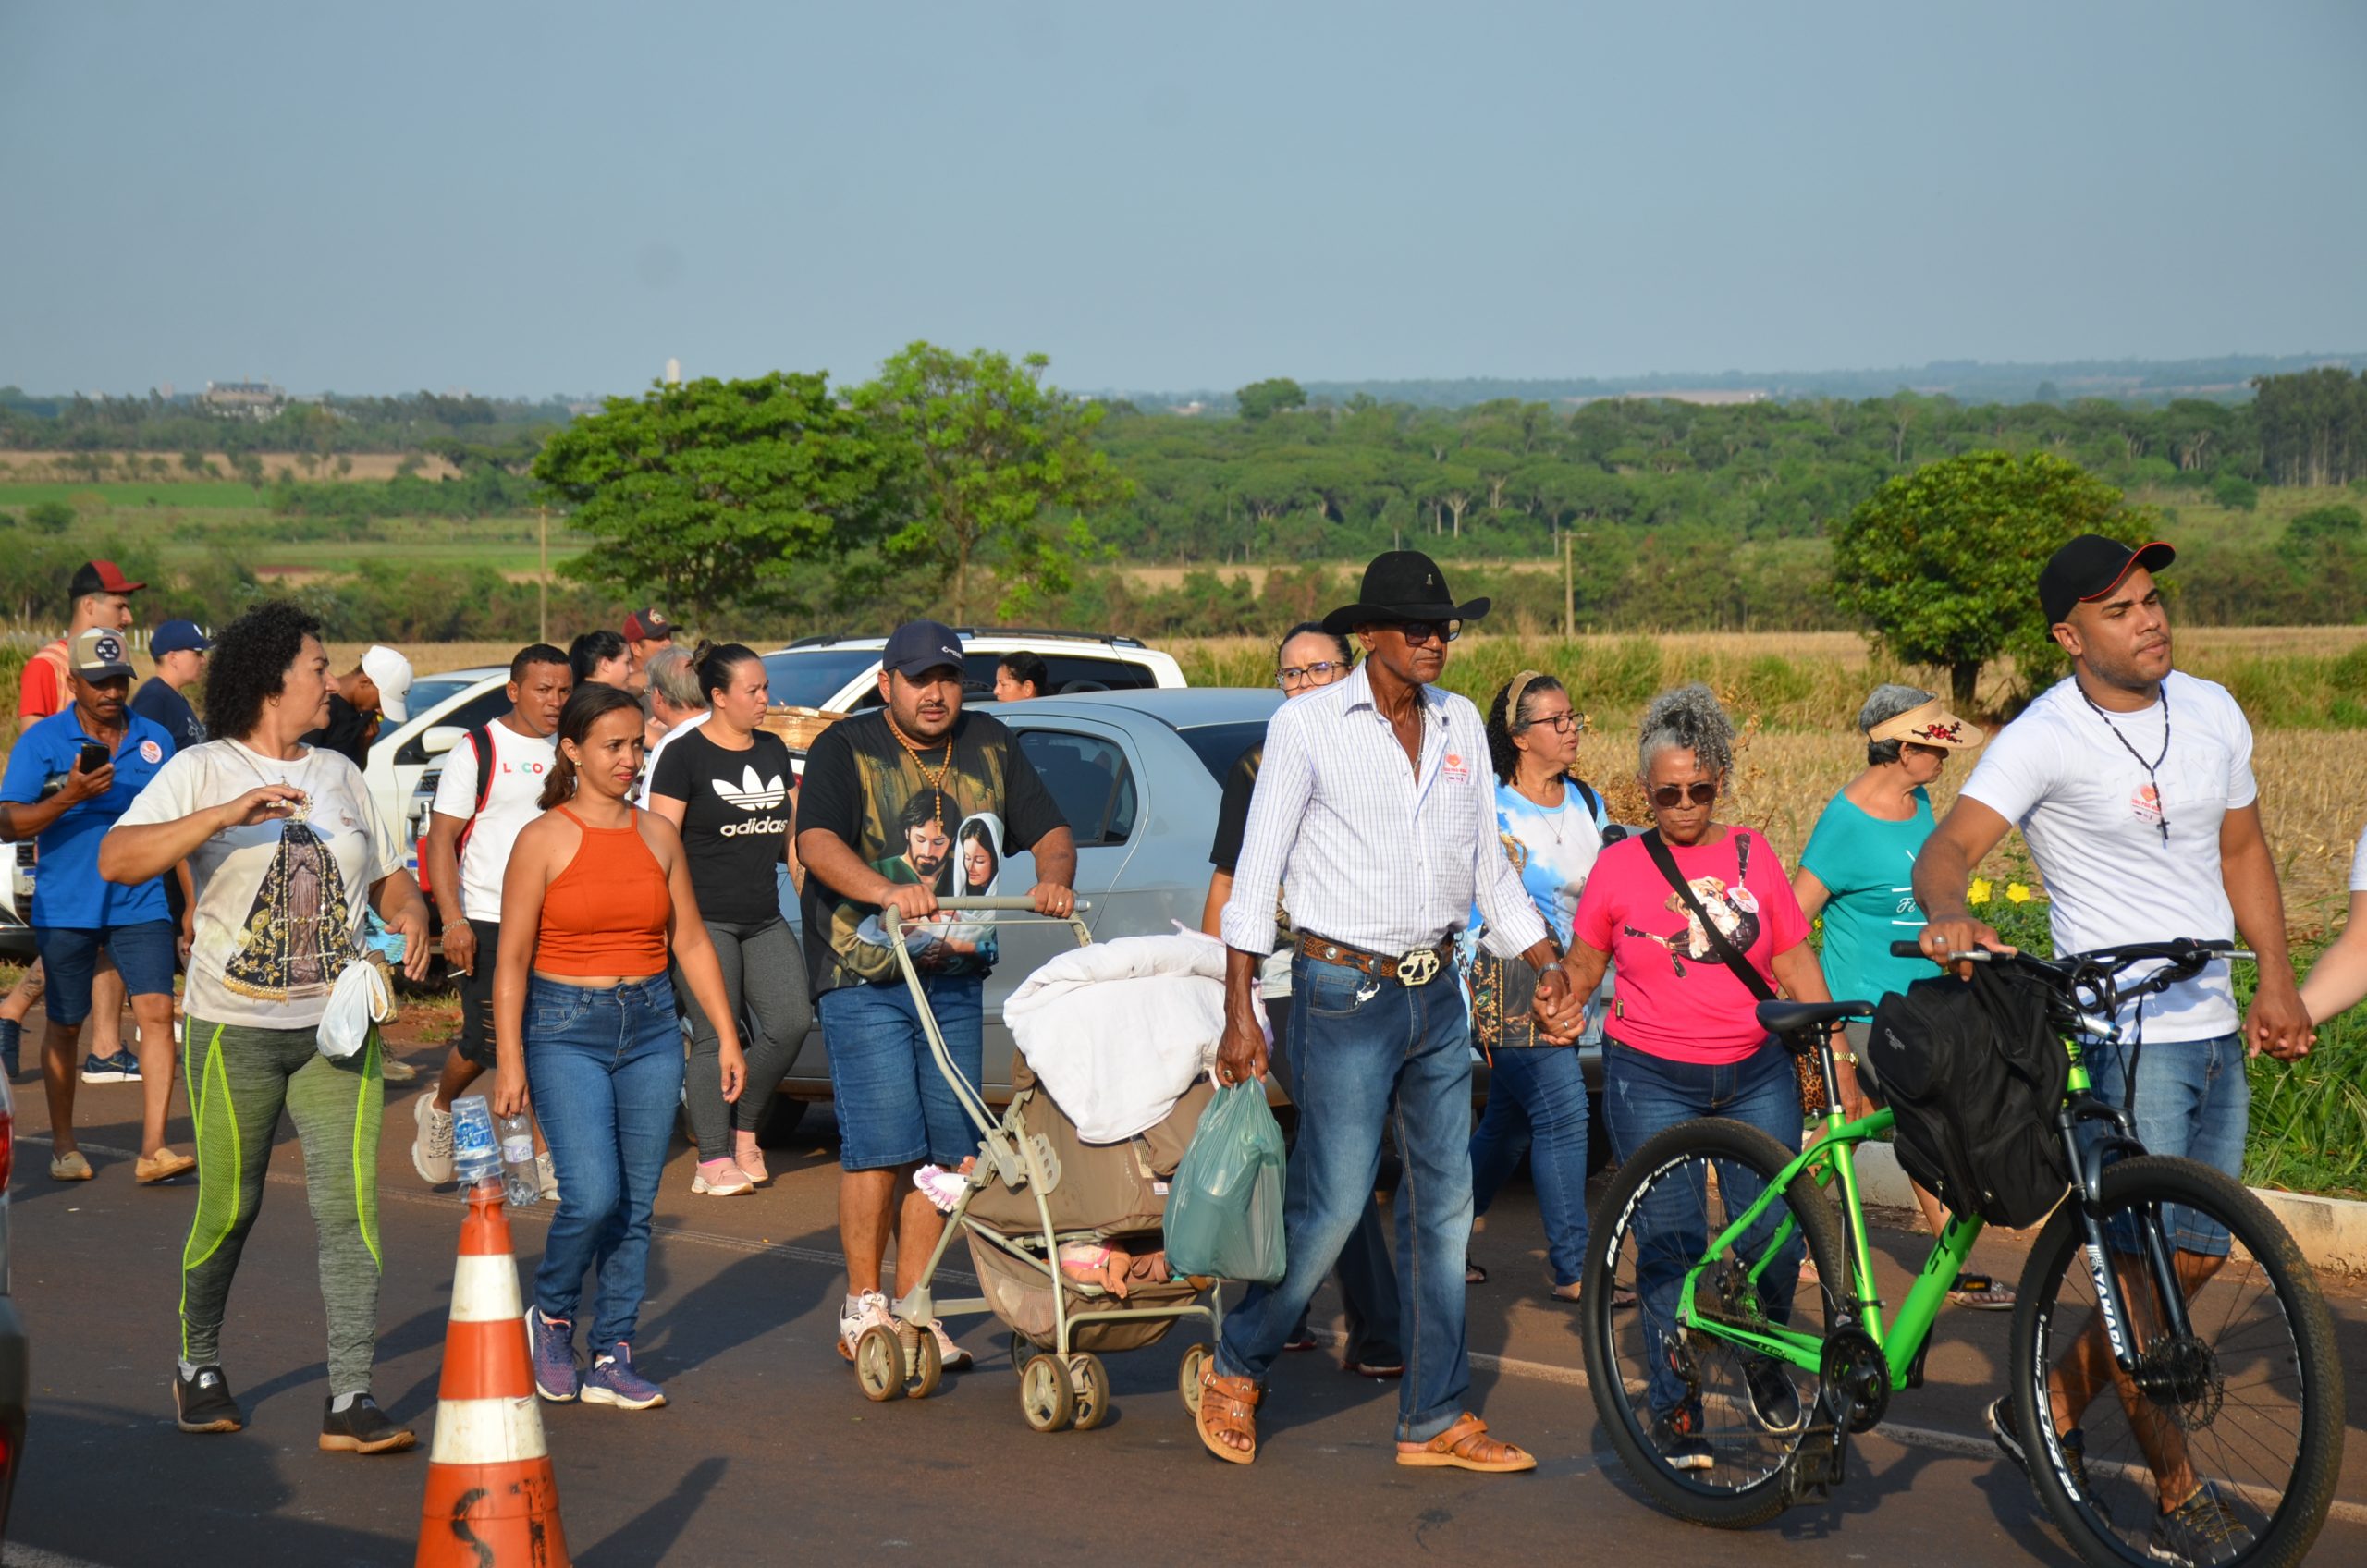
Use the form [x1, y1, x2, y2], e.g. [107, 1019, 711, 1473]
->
[451, 1096, 501, 1189]
[497, 1109, 542, 1208]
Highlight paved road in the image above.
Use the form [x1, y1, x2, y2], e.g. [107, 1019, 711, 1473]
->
[8, 1032, 2366, 1567]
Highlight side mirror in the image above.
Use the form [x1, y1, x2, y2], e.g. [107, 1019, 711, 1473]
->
[421, 726, 464, 758]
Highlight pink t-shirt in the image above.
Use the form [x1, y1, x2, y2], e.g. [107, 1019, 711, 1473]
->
[1571, 827, 1811, 1065]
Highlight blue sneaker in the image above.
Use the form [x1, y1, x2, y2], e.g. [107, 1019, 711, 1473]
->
[580, 1342, 665, 1411]
[528, 1307, 578, 1403]
[80, 1052, 129, 1084]
[109, 1048, 142, 1082]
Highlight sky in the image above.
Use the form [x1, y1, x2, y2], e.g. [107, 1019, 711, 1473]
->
[4, 0, 2363, 399]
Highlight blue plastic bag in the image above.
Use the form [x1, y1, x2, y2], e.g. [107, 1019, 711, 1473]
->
[1164, 1082, 1288, 1284]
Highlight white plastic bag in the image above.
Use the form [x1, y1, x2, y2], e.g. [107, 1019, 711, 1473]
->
[317, 958, 392, 1060]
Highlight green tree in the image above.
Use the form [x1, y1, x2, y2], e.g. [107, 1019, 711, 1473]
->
[1235, 377, 1307, 423]
[533, 372, 896, 620]
[25, 499, 75, 535]
[856, 343, 1132, 621]
[1831, 450, 2150, 710]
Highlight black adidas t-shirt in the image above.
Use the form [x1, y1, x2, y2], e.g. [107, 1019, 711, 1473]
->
[648, 726, 795, 925]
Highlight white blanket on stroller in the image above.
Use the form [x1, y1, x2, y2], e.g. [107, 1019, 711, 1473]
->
[1004, 931, 1230, 1143]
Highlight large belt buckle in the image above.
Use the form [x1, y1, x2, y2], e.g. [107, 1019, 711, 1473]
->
[1395, 946, 1441, 987]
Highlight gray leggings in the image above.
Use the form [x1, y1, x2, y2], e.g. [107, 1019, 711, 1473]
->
[676, 914, 812, 1162]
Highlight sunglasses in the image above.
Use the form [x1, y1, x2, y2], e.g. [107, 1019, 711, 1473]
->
[1649, 781, 1720, 809]
[1378, 618, 1462, 645]
[1276, 660, 1346, 689]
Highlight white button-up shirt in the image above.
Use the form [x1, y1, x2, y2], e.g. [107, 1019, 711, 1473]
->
[1220, 661, 1549, 962]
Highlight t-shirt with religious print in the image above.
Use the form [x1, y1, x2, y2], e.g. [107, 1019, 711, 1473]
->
[116, 738, 406, 1031]
[796, 709, 1065, 998]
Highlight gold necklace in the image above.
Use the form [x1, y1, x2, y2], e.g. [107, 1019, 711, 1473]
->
[884, 711, 954, 797]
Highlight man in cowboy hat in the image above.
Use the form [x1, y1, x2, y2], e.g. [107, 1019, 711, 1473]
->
[1196, 550, 1573, 1474]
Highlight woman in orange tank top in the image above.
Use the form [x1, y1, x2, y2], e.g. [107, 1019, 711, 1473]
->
[490, 682, 744, 1411]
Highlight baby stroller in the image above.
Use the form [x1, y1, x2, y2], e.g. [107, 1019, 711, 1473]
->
[852, 898, 1223, 1433]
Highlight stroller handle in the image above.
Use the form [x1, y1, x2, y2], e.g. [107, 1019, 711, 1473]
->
[901, 896, 1093, 914]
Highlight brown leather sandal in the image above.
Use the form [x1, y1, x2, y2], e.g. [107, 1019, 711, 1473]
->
[1196, 1365, 1261, 1465]
[1394, 1412, 1536, 1473]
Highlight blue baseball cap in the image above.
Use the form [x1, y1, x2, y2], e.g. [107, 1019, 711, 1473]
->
[151, 619, 211, 655]
[881, 619, 965, 680]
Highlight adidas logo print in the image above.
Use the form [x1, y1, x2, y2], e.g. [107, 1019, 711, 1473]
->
[712, 765, 786, 812]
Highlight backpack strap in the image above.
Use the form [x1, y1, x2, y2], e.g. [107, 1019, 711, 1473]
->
[450, 723, 499, 868]
[1640, 828, 1775, 1003]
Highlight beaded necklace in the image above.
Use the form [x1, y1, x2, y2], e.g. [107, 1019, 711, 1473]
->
[884, 710, 954, 816]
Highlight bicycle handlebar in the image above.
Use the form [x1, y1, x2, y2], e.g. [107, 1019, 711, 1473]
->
[1885, 937, 2250, 968]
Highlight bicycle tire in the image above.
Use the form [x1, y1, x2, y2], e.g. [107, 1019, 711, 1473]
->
[1582, 1115, 1851, 1529]
[2007, 1155, 2344, 1568]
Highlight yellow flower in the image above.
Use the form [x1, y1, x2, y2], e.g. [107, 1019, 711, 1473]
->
[1968, 877, 1993, 904]
[2005, 883, 2032, 904]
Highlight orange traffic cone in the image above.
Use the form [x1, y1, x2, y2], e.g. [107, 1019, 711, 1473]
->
[416, 1183, 570, 1568]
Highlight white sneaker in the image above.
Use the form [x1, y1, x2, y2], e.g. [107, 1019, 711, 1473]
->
[928, 1318, 974, 1371]
[411, 1094, 455, 1185]
[536, 1151, 559, 1200]
[837, 1290, 891, 1362]
[691, 1158, 753, 1196]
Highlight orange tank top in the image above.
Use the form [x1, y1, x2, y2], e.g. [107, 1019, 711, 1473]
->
[534, 806, 671, 977]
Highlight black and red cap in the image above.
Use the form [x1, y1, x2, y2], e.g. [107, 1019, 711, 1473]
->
[2039, 535, 2175, 626]
[69, 559, 146, 598]
[621, 607, 673, 643]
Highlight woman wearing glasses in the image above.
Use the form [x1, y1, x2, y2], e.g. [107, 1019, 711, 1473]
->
[1555, 684, 1849, 1471]
[1464, 671, 1623, 1305]
[1791, 685, 2009, 1309]
[1199, 619, 1404, 1378]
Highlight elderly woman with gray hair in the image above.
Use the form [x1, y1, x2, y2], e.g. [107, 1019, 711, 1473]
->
[1557, 683, 1841, 1469]
[1790, 683, 2010, 1309]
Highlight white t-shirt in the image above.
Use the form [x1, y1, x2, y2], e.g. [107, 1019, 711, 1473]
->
[429, 719, 558, 924]
[636, 708, 708, 809]
[117, 739, 405, 1031]
[2349, 826, 2367, 893]
[1958, 670, 2256, 1042]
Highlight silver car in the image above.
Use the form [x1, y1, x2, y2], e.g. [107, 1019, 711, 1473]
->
[767, 687, 1609, 1134]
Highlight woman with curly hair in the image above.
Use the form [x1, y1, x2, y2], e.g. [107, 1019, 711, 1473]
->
[1559, 683, 1847, 1471]
[101, 600, 433, 1454]
[1464, 670, 1621, 1305]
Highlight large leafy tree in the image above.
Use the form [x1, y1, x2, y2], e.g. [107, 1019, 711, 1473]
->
[856, 343, 1132, 622]
[1235, 377, 1307, 423]
[533, 372, 895, 621]
[1831, 449, 2150, 710]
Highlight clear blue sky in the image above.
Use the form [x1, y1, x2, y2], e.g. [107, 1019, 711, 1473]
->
[4, 0, 2362, 398]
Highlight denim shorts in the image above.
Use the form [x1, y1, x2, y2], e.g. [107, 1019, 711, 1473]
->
[2084, 1032, 2249, 1257]
[817, 975, 983, 1171]
[35, 920, 178, 1025]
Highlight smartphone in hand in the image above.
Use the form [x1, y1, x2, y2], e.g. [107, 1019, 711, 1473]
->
[76, 742, 109, 774]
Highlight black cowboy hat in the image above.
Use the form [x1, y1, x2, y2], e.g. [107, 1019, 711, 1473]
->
[1320, 550, 1491, 637]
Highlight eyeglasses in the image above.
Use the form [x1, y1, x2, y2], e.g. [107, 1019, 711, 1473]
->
[1276, 661, 1346, 690]
[1649, 781, 1720, 809]
[1517, 712, 1581, 736]
[1378, 619, 1462, 646]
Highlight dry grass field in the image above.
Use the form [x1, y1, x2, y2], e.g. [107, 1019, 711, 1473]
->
[0, 450, 460, 482]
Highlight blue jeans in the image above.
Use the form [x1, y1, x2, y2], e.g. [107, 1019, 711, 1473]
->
[1469, 1044, 1590, 1289]
[34, 920, 178, 1025]
[2084, 1032, 2248, 1257]
[1601, 1038, 1804, 1419]
[817, 975, 984, 1171]
[1267, 1011, 1403, 1366]
[1217, 952, 1473, 1444]
[526, 974, 686, 1348]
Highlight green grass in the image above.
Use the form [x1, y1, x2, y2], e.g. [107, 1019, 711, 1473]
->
[0, 481, 261, 508]
[0, 492, 590, 577]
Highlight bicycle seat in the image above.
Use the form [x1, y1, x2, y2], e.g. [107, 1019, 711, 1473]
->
[1756, 999, 1873, 1035]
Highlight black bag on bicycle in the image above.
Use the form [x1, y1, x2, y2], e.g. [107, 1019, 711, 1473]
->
[1862, 965, 2067, 1229]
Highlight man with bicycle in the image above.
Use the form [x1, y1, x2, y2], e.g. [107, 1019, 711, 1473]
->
[1913, 534, 2314, 1562]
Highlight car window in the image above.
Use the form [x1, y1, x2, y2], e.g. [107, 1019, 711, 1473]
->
[392, 689, 511, 765]
[1176, 721, 1269, 782]
[1013, 729, 1136, 848]
[407, 675, 480, 714]
[986, 653, 1157, 695]
[761, 649, 882, 710]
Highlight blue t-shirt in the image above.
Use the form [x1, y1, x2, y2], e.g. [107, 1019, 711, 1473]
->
[1798, 786, 1934, 1004]
[131, 676, 206, 751]
[0, 707, 176, 928]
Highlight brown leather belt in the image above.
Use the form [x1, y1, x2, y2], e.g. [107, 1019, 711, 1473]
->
[1296, 931, 1453, 987]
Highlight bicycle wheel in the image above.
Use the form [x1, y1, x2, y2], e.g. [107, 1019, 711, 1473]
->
[1582, 1116, 1850, 1528]
[2008, 1155, 2344, 1568]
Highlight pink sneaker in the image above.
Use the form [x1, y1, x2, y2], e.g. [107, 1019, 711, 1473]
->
[691, 1158, 753, 1196]
[913, 1164, 968, 1213]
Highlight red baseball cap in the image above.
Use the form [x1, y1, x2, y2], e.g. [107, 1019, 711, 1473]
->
[70, 559, 146, 597]
[621, 607, 673, 642]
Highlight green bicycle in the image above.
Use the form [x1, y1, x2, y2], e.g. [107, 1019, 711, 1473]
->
[1580, 937, 2344, 1568]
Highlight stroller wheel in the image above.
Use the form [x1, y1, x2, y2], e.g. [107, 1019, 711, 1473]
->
[1010, 1329, 1036, 1379]
[853, 1325, 903, 1403]
[1179, 1343, 1212, 1417]
[1020, 1354, 1076, 1433]
[908, 1328, 944, 1399]
[1068, 1353, 1110, 1432]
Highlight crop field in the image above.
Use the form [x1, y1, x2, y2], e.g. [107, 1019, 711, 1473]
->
[0, 450, 460, 482]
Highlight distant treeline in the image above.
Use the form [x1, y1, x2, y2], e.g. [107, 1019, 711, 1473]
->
[0, 386, 562, 471]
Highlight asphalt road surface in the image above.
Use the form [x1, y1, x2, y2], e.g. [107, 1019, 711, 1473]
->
[8, 1029, 2367, 1567]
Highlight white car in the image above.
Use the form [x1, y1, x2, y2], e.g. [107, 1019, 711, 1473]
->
[357, 666, 512, 876]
